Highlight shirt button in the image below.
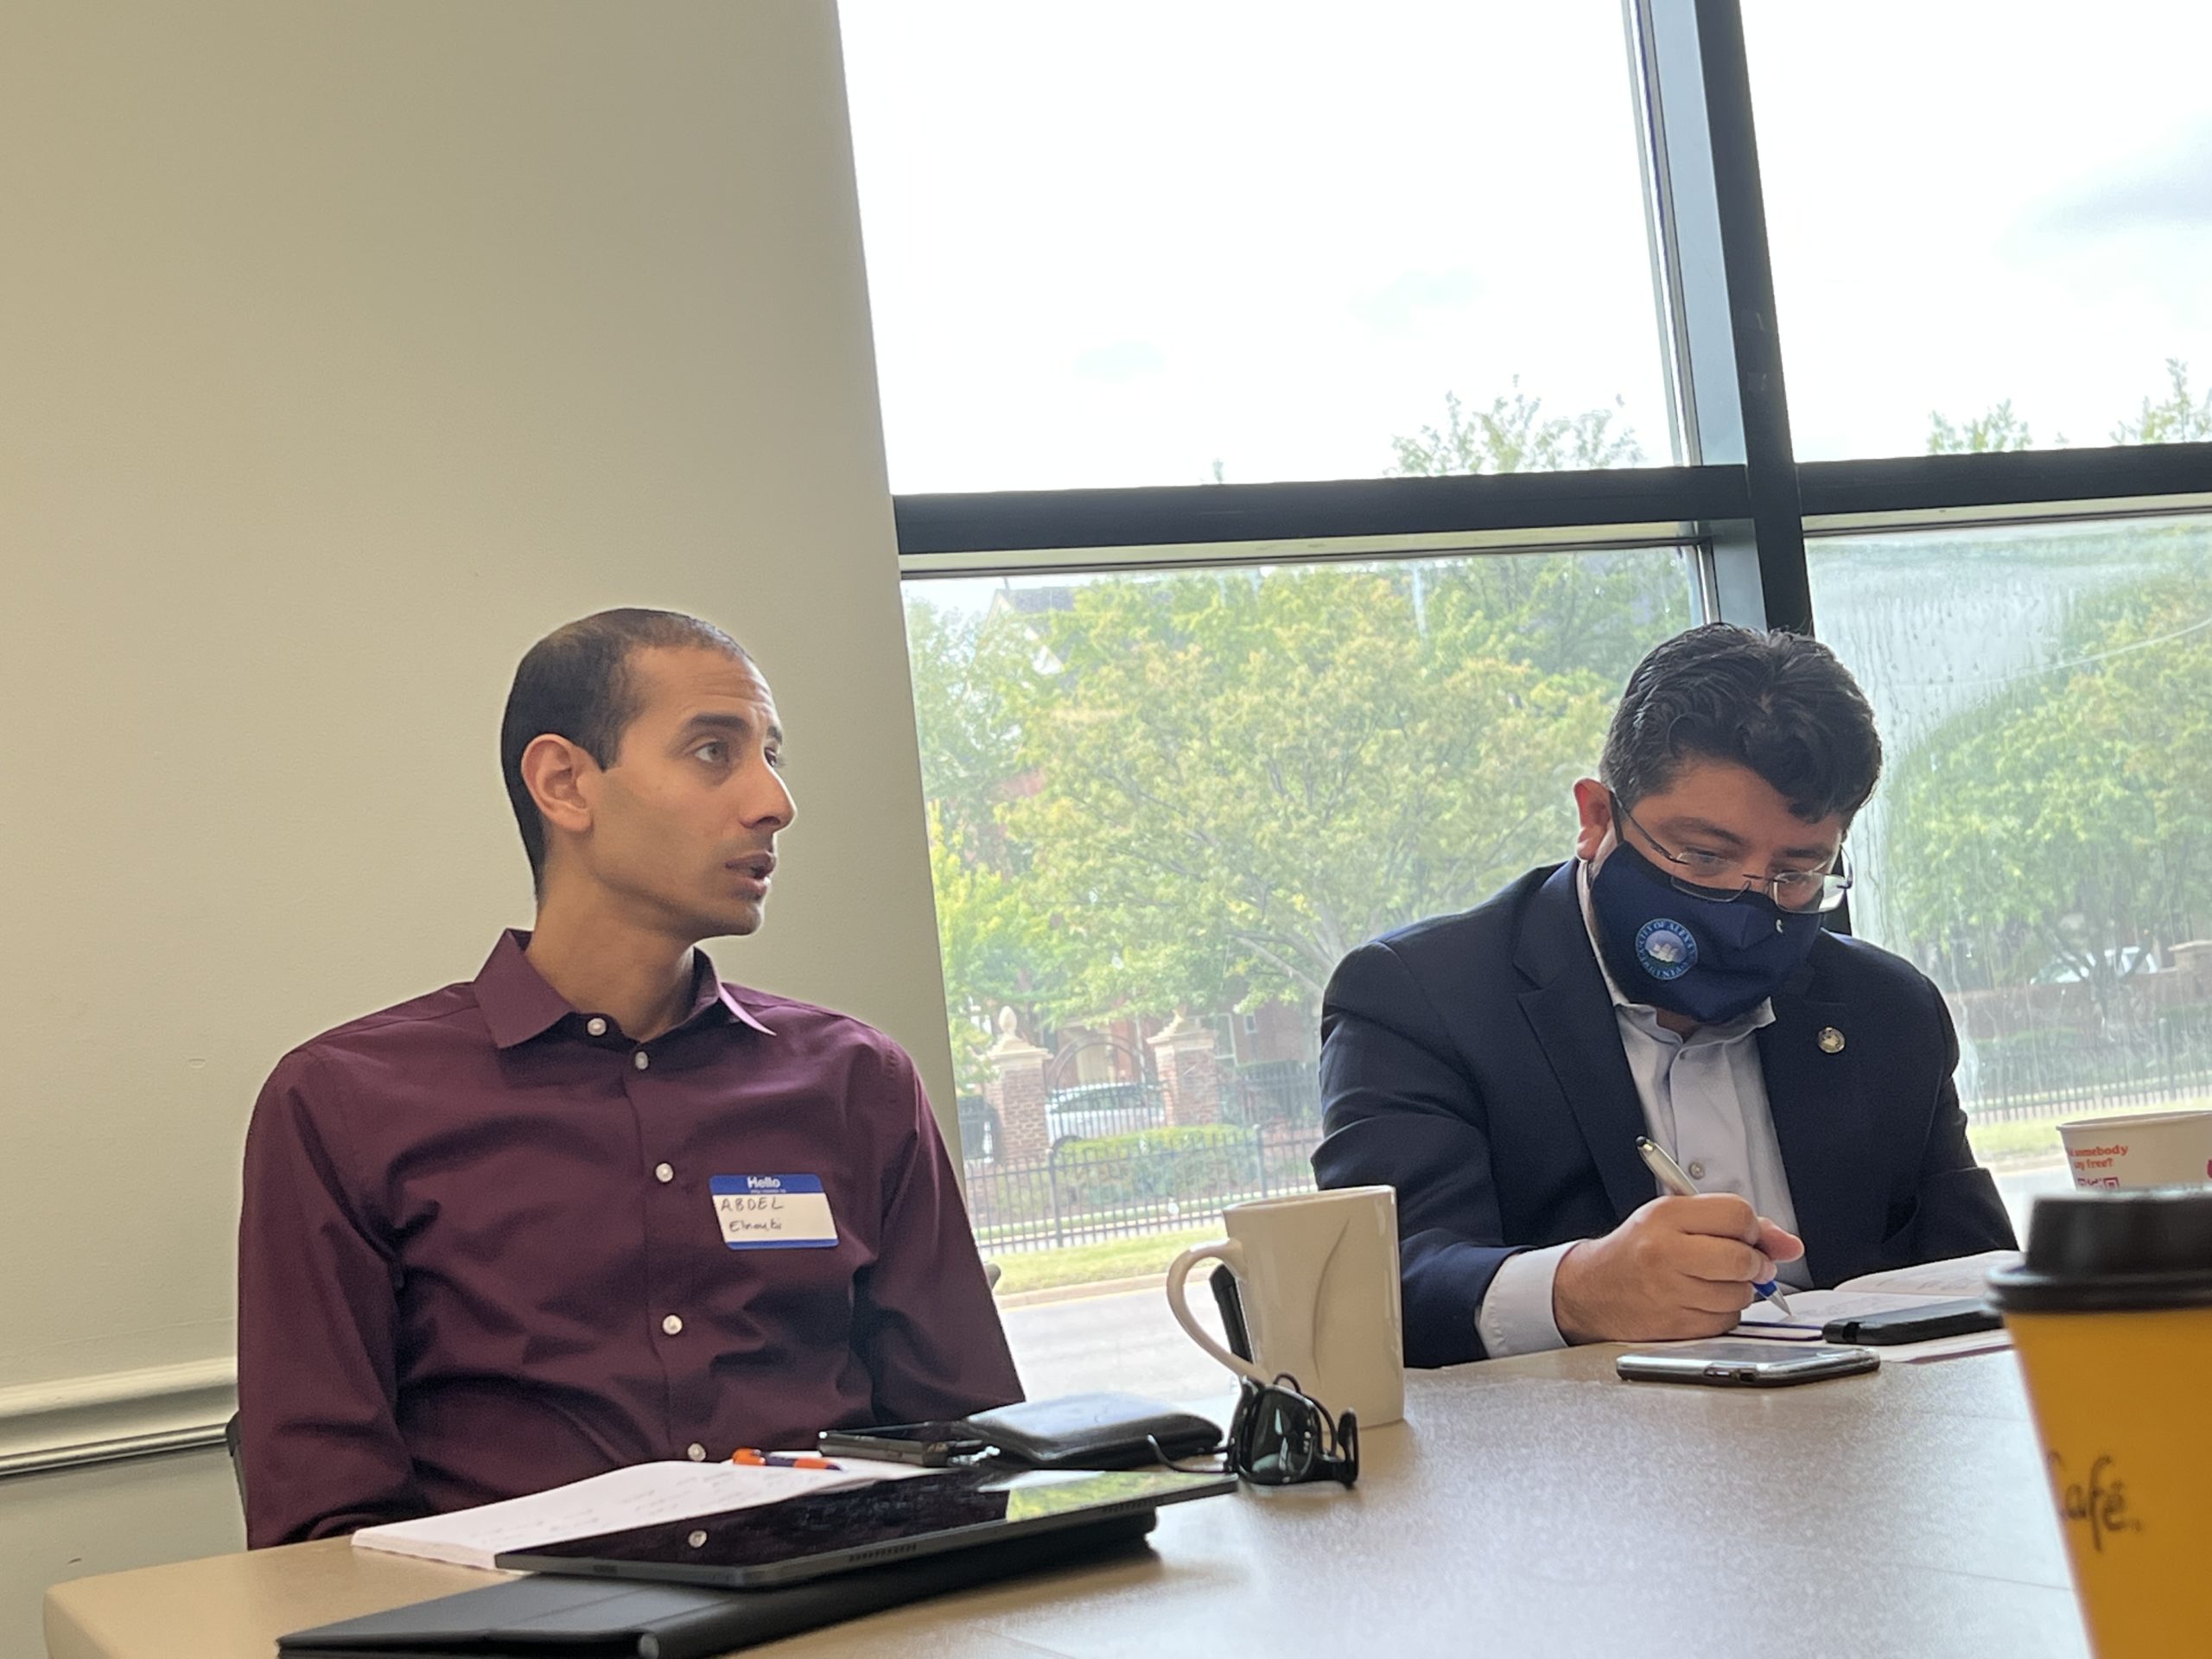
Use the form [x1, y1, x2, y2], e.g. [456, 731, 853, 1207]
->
[663, 1313, 684, 1336]
[686, 1443, 706, 1462]
[585, 1016, 608, 1037]
[1688, 1160, 1707, 1180]
[655, 1163, 675, 1184]
[633, 1052, 651, 1071]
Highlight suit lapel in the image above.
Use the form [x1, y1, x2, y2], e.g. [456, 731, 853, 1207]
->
[1514, 864, 1654, 1225]
[1758, 955, 1872, 1285]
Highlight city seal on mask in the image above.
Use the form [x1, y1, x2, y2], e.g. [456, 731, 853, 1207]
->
[1632, 918, 1699, 980]
[1590, 841, 1823, 1024]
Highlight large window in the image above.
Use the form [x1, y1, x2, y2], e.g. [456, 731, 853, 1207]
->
[842, 1, 2212, 1376]
[1809, 515, 2212, 1123]
[1746, 1, 2212, 461]
[911, 546, 1692, 1078]
[841, 0, 1675, 492]
[909, 546, 1691, 1304]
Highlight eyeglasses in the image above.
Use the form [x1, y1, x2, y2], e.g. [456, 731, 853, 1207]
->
[1230, 1374, 1357, 1486]
[1611, 792, 1853, 914]
[1159, 1373, 1357, 1487]
[1150, 1373, 1359, 1487]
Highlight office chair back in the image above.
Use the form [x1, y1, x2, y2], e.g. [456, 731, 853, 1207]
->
[225, 1411, 245, 1513]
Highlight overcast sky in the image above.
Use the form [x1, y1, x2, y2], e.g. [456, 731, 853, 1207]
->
[838, 1, 2212, 493]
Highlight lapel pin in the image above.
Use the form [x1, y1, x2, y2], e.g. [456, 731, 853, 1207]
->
[1817, 1026, 1846, 1055]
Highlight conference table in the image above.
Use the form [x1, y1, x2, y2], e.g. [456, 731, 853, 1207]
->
[43, 1343, 2088, 1659]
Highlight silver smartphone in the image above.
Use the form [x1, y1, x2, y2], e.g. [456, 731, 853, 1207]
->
[1616, 1340, 1879, 1387]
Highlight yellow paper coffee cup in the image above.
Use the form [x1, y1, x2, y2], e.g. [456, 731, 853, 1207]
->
[1990, 1190, 2212, 1656]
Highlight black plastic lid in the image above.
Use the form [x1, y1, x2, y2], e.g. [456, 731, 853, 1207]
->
[1987, 1188, 2212, 1313]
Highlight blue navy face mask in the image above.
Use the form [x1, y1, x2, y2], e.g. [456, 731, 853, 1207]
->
[1586, 839, 1824, 1024]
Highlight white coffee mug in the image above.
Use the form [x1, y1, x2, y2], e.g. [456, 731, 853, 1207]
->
[2058, 1110, 2212, 1190]
[1164, 1185, 1405, 1427]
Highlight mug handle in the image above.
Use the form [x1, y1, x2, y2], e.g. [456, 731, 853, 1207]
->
[1165, 1240, 1268, 1387]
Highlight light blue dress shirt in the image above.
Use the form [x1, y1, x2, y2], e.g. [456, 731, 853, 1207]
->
[1475, 860, 1812, 1358]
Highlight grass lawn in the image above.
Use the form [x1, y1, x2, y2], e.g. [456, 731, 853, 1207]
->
[989, 1224, 1224, 1296]
[1966, 1118, 2065, 1165]
[1967, 1093, 2210, 1166]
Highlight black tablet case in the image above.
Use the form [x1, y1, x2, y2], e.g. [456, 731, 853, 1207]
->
[277, 1512, 1154, 1657]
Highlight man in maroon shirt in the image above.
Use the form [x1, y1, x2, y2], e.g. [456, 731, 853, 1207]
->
[237, 608, 1021, 1547]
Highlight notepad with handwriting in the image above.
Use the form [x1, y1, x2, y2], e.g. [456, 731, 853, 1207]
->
[352, 1458, 939, 1570]
[1727, 1249, 2022, 1359]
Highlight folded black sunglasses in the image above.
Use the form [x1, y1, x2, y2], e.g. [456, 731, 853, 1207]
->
[1154, 1372, 1358, 1488]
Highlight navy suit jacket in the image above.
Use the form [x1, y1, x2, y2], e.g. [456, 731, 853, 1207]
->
[1312, 862, 2016, 1368]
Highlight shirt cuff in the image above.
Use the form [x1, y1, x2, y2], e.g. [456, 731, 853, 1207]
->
[1476, 1241, 1580, 1358]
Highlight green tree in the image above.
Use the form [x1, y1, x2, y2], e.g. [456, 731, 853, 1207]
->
[2113, 359, 2212, 445]
[1927, 399, 2037, 454]
[905, 597, 1080, 1082]
[1008, 565, 1618, 1017]
[908, 385, 1691, 1054]
[1886, 552, 2212, 1017]
[925, 806, 1075, 1089]
[1388, 379, 1687, 678]
[1421, 549, 1690, 683]
[904, 599, 1028, 852]
[1390, 378, 1643, 476]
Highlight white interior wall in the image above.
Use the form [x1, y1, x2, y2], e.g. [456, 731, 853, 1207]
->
[0, 3, 947, 1648]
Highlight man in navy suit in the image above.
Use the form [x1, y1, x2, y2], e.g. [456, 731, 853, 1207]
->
[1313, 624, 2014, 1367]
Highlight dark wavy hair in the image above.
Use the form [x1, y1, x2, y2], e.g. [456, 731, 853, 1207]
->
[1599, 624, 1882, 823]
[499, 608, 748, 887]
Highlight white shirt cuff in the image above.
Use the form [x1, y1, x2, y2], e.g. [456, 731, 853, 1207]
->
[1475, 1241, 1580, 1358]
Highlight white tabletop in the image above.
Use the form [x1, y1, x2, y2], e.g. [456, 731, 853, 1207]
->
[44, 1344, 2088, 1659]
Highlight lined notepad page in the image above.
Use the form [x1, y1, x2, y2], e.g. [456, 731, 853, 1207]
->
[353, 1459, 934, 1570]
[1727, 1251, 2024, 1360]
[1830, 1249, 2021, 1297]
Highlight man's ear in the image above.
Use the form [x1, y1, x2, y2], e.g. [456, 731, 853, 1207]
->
[1570, 777, 1614, 864]
[521, 734, 599, 842]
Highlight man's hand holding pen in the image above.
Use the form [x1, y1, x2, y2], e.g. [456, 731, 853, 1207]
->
[1553, 1192, 1805, 1344]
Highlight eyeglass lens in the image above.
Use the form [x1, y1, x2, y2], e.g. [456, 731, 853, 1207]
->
[1234, 1378, 1356, 1487]
[1245, 1391, 1317, 1483]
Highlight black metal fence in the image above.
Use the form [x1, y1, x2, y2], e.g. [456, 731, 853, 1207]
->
[1961, 1007, 2212, 1123]
[964, 1122, 1321, 1255]
[1223, 1058, 1321, 1126]
[959, 1048, 2212, 1259]
[1963, 1069, 2212, 1125]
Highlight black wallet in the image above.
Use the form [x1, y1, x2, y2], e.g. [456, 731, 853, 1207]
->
[963, 1391, 1223, 1469]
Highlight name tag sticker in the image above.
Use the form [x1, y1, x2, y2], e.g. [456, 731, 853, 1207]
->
[710, 1174, 839, 1250]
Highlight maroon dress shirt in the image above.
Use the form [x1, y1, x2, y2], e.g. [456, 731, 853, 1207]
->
[236, 931, 1021, 1548]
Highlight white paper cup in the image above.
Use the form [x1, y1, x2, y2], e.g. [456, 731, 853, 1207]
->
[2057, 1110, 2212, 1190]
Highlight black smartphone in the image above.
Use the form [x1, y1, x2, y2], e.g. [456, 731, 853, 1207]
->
[816, 1421, 992, 1466]
[1209, 1262, 1254, 1362]
[1819, 1297, 2002, 1345]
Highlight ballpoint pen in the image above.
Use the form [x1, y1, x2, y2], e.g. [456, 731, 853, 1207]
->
[1633, 1135, 1796, 1319]
[731, 1448, 842, 1470]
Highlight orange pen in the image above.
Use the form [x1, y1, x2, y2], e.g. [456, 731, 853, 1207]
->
[731, 1447, 841, 1470]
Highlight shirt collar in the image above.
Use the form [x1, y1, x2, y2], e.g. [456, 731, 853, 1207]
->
[1573, 859, 1773, 1040]
[474, 930, 776, 1049]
